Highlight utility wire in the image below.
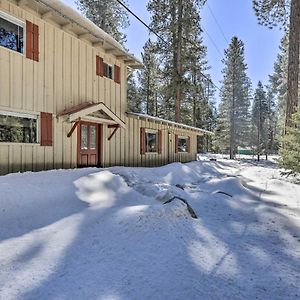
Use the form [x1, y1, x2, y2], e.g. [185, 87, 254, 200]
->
[115, 0, 167, 45]
[206, 3, 229, 44]
[202, 27, 224, 58]
[115, 0, 221, 92]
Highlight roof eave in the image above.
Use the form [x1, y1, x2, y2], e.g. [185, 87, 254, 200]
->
[126, 112, 214, 135]
[22, 0, 142, 66]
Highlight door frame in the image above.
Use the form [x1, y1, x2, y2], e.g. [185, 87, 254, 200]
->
[77, 121, 103, 167]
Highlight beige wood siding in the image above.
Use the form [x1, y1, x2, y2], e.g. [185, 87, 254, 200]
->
[0, 0, 125, 174]
[0, 0, 202, 175]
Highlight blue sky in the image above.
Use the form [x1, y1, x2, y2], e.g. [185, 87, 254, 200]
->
[64, 0, 283, 93]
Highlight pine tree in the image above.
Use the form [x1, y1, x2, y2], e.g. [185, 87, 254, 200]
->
[147, 0, 208, 123]
[215, 37, 251, 159]
[138, 39, 160, 116]
[278, 109, 300, 175]
[252, 81, 269, 160]
[265, 84, 278, 154]
[127, 71, 142, 113]
[253, 0, 300, 129]
[269, 32, 289, 130]
[267, 31, 292, 159]
[76, 0, 129, 45]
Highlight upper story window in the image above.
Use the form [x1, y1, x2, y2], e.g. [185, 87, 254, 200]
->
[0, 11, 24, 54]
[104, 63, 114, 80]
[96, 56, 121, 84]
[0, 111, 38, 143]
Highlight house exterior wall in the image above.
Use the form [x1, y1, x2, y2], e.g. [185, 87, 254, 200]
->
[115, 116, 199, 168]
[0, 0, 200, 175]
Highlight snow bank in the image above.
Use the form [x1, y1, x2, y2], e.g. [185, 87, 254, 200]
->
[0, 160, 299, 300]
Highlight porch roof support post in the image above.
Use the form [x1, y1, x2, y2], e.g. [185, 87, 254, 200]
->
[67, 120, 80, 138]
[108, 124, 120, 141]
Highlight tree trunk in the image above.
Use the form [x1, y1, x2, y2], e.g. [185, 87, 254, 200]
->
[146, 70, 150, 114]
[192, 74, 197, 126]
[230, 68, 236, 160]
[285, 0, 300, 129]
[155, 91, 158, 117]
[175, 0, 183, 123]
[257, 127, 260, 161]
[171, 2, 177, 121]
[258, 94, 261, 161]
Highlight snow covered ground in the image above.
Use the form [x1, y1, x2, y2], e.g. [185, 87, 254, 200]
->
[0, 159, 299, 299]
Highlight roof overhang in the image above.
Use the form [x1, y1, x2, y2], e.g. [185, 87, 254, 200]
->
[58, 102, 126, 128]
[127, 112, 213, 135]
[13, 0, 143, 69]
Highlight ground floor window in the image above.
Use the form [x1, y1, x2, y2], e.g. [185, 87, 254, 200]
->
[0, 111, 38, 143]
[146, 130, 158, 153]
[177, 136, 189, 152]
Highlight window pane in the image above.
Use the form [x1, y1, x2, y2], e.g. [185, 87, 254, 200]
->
[90, 126, 96, 150]
[0, 114, 37, 143]
[146, 132, 157, 152]
[81, 125, 88, 150]
[0, 16, 23, 53]
[103, 63, 113, 80]
[108, 66, 113, 79]
[103, 63, 107, 77]
[178, 138, 187, 152]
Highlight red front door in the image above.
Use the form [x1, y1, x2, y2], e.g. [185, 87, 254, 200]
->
[77, 122, 99, 167]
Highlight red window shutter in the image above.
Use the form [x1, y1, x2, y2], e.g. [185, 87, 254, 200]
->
[187, 136, 191, 153]
[96, 56, 99, 75]
[96, 56, 104, 77]
[158, 129, 162, 154]
[26, 20, 33, 60]
[114, 65, 117, 82]
[26, 21, 39, 61]
[47, 113, 53, 146]
[175, 134, 178, 153]
[140, 127, 146, 155]
[114, 65, 120, 84]
[40, 112, 53, 146]
[99, 57, 104, 77]
[33, 24, 39, 61]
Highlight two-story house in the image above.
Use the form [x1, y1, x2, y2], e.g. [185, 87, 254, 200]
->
[0, 0, 210, 175]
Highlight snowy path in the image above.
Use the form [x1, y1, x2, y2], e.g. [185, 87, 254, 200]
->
[0, 160, 299, 299]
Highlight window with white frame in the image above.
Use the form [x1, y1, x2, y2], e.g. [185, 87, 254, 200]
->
[178, 136, 188, 152]
[0, 11, 24, 54]
[0, 111, 38, 143]
[104, 63, 114, 80]
[145, 130, 158, 153]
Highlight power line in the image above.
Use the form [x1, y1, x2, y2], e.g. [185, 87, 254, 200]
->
[206, 3, 229, 44]
[115, 0, 167, 45]
[115, 0, 221, 92]
[202, 27, 224, 58]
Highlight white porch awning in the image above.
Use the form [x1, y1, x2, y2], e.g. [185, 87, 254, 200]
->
[58, 102, 126, 128]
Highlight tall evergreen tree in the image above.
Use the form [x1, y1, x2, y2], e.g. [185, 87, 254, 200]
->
[138, 39, 160, 116]
[253, 0, 300, 129]
[147, 0, 208, 123]
[278, 109, 300, 175]
[215, 37, 251, 159]
[265, 84, 278, 153]
[127, 71, 142, 113]
[76, 0, 129, 45]
[269, 32, 289, 130]
[252, 81, 269, 160]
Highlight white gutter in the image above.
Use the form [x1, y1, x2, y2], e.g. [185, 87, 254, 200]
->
[127, 112, 214, 135]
